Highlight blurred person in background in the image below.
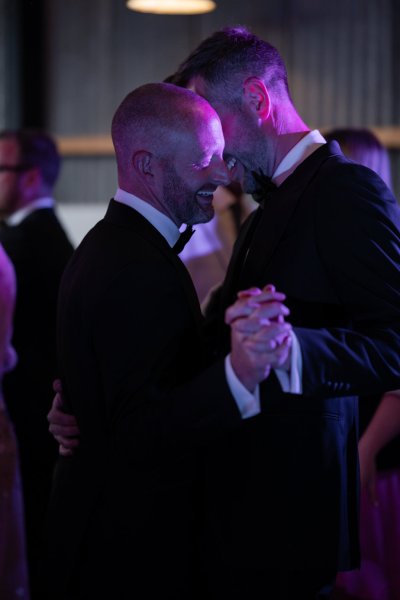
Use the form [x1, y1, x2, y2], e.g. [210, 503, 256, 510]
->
[0, 243, 29, 600]
[0, 130, 73, 599]
[326, 128, 400, 600]
[180, 182, 257, 303]
[325, 128, 392, 188]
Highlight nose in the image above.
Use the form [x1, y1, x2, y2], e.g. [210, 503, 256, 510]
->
[211, 157, 231, 186]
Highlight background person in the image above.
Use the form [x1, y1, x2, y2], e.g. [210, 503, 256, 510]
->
[0, 130, 74, 599]
[325, 128, 400, 600]
[180, 182, 257, 304]
[0, 243, 30, 600]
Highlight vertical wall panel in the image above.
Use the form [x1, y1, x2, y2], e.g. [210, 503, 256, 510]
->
[0, 0, 21, 128]
[282, 0, 396, 129]
[0, 0, 8, 127]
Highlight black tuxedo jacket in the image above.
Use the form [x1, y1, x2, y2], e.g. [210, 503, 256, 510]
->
[202, 141, 400, 574]
[0, 207, 73, 466]
[48, 200, 242, 599]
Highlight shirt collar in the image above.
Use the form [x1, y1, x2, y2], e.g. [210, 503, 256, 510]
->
[114, 188, 180, 248]
[272, 130, 326, 185]
[6, 197, 55, 226]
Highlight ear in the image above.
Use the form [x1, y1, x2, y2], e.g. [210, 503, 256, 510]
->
[132, 150, 154, 178]
[19, 167, 42, 199]
[243, 77, 271, 120]
[21, 166, 40, 185]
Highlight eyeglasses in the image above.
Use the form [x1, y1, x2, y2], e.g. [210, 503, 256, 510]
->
[0, 164, 31, 172]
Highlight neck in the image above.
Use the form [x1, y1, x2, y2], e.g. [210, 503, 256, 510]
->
[270, 106, 310, 169]
[258, 105, 309, 179]
[275, 130, 310, 165]
[118, 182, 181, 228]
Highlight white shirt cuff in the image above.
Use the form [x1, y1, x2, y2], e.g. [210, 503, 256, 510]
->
[274, 330, 303, 394]
[225, 355, 261, 419]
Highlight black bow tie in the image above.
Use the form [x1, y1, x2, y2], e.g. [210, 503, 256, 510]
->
[251, 171, 277, 206]
[173, 225, 195, 254]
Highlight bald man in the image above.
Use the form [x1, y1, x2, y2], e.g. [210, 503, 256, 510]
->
[46, 83, 291, 600]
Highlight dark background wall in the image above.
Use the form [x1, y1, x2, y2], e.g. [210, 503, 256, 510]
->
[1, 0, 399, 204]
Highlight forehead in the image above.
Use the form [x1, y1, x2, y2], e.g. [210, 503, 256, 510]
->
[189, 110, 225, 155]
[0, 138, 20, 163]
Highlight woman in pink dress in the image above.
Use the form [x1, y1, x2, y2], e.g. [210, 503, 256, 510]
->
[0, 243, 30, 599]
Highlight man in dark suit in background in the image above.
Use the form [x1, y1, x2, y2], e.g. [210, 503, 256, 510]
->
[165, 26, 400, 598]
[46, 83, 292, 600]
[0, 129, 74, 598]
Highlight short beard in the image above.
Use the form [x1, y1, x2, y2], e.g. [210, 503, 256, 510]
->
[162, 165, 213, 226]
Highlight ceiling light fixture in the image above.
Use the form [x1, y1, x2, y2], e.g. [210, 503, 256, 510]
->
[126, 0, 216, 15]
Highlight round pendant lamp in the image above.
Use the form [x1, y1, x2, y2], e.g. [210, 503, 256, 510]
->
[126, 0, 217, 15]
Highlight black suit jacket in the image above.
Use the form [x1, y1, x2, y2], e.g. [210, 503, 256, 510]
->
[48, 200, 242, 599]
[0, 207, 73, 465]
[202, 141, 400, 574]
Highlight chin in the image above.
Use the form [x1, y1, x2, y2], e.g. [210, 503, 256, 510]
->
[194, 208, 214, 225]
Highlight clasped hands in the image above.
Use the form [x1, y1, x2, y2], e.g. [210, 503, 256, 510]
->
[228, 284, 292, 392]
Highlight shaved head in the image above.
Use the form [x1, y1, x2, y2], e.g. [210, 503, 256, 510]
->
[111, 82, 229, 226]
[111, 82, 217, 176]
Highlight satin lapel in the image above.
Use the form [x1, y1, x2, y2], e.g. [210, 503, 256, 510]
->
[219, 207, 263, 311]
[105, 199, 203, 330]
[239, 180, 304, 290]
[236, 143, 340, 291]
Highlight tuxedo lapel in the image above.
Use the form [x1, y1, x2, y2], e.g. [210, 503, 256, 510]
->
[219, 207, 263, 311]
[105, 200, 203, 331]
[238, 181, 303, 291]
[218, 182, 300, 311]
[221, 142, 341, 302]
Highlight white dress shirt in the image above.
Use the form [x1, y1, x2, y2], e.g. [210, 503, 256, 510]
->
[272, 130, 326, 185]
[270, 130, 326, 397]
